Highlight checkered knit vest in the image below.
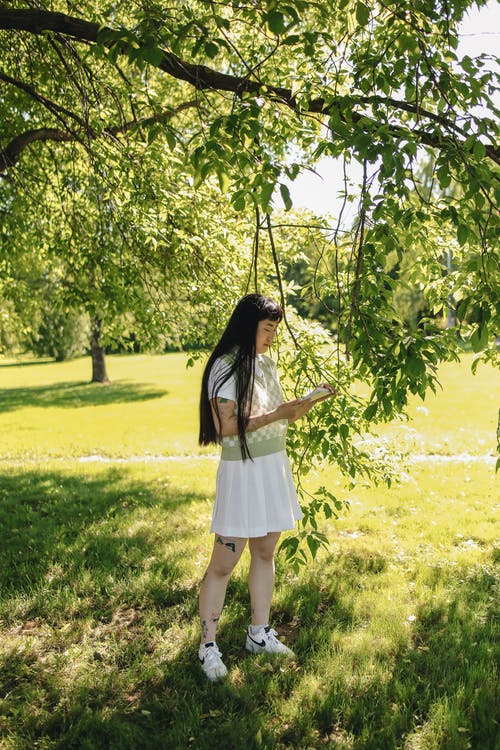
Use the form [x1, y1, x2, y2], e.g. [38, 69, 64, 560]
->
[220, 354, 288, 461]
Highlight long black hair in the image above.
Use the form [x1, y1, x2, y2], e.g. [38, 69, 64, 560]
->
[199, 294, 283, 460]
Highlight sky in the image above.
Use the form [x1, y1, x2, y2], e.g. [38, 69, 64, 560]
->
[285, 0, 500, 217]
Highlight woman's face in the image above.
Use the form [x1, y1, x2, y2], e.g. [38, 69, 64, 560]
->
[255, 318, 280, 354]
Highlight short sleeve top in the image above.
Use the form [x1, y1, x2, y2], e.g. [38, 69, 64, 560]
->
[208, 356, 236, 402]
[208, 353, 288, 460]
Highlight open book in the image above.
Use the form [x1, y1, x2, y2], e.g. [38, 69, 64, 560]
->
[300, 386, 332, 402]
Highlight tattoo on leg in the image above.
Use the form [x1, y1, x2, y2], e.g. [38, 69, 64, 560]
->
[201, 620, 208, 640]
[216, 536, 236, 553]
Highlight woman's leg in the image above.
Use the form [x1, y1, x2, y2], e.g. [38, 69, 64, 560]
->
[248, 532, 281, 627]
[199, 535, 247, 643]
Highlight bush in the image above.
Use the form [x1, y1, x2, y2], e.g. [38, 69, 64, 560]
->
[30, 310, 90, 361]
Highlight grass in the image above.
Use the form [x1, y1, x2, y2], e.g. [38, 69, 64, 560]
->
[0, 355, 202, 459]
[0, 353, 498, 749]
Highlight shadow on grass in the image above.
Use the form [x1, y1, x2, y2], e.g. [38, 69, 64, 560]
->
[0, 467, 195, 596]
[12, 559, 495, 750]
[0, 381, 167, 412]
[278, 566, 498, 750]
[0, 358, 56, 368]
[1, 467, 497, 749]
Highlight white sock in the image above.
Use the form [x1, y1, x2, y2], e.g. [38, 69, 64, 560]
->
[249, 624, 268, 635]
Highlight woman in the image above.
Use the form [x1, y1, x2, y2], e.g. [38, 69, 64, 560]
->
[198, 294, 334, 681]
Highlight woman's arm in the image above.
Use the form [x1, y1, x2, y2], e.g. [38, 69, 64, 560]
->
[210, 394, 333, 438]
[210, 398, 277, 438]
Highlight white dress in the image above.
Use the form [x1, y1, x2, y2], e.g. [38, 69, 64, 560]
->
[208, 354, 303, 538]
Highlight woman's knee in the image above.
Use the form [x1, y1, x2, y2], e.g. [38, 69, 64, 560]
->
[249, 532, 280, 563]
[208, 557, 237, 578]
[208, 536, 245, 577]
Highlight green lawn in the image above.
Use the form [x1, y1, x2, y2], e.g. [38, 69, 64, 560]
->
[0, 353, 498, 749]
[0, 354, 205, 459]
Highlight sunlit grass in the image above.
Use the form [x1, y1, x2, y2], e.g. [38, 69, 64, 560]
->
[0, 353, 498, 748]
[0, 354, 203, 459]
[373, 357, 498, 457]
[0, 352, 497, 460]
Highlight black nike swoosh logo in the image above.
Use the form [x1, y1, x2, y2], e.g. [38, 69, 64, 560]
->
[248, 634, 266, 647]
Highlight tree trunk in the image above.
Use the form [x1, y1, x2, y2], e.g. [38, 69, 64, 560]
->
[90, 315, 109, 383]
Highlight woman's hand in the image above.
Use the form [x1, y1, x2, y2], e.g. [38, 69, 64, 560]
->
[274, 398, 314, 422]
[275, 384, 336, 422]
[309, 383, 337, 403]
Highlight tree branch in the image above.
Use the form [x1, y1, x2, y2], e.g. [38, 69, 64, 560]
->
[0, 70, 91, 133]
[0, 128, 73, 171]
[1, 8, 498, 165]
[0, 102, 198, 172]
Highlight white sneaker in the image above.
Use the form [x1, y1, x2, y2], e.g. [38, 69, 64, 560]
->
[245, 626, 295, 657]
[198, 641, 228, 681]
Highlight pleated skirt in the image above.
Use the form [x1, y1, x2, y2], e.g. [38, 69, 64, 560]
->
[210, 450, 303, 538]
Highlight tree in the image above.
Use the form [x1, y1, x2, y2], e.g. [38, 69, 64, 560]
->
[0, 141, 255, 375]
[0, 0, 498, 562]
[1, 1, 497, 345]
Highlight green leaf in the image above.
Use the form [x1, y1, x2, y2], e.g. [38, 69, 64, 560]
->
[204, 41, 219, 59]
[260, 181, 275, 210]
[214, 14, 230, 30]
[407, 354, 426, 378]
[266, 11, 287, 35]
[457, 224, 469, 246]
[470, 324, 489, 352]
[473, 140, 486, 160]
[217, 170, 231, 194]
[363, 402, 378, 421]
[279, 183, 293, 211]
[282, 34, 301, 46]
[232, 191, 246, 212]
[456, 298, 470, 322]
[356, 2, 370, 26]
[108, 42, 121, 65]
[397, 33, 418, 54]
[437, 166, 452, 189]
[142, 45, 164, 66]
[165, 129, 176, 151]
[279, 536, 299, 560]
[306, 534, 320, 560]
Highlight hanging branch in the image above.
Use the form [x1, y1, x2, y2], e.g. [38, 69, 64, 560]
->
[245, 203, 261, 293]
[253, 205, 260, 292]
[344, 160, 368, 359]
[265, 212, 299, 348]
